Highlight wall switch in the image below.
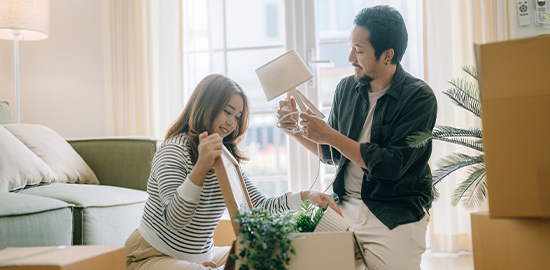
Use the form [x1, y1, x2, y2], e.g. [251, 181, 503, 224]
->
[535, 0, 547, 25]
[518, 0, 531, 26]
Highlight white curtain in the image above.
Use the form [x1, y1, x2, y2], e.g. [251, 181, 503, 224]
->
[103, 0, 187, 138]
[423, 0, 509, 253]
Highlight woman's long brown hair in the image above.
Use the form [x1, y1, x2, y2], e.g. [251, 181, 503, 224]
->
[165, 74, 250, 165]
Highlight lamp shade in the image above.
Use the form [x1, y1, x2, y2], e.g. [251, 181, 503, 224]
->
[0, 0, 49, 41]
[256, 49, 313, 101]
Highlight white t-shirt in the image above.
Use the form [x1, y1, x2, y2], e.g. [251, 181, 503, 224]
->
[343, 85, 390, 199]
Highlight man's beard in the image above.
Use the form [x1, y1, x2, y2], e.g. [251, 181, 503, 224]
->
[352, 64, 373, 85]
[354, 73, 373, 85]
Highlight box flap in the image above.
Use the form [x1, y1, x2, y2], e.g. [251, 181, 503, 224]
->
[475, 35, 550, 102]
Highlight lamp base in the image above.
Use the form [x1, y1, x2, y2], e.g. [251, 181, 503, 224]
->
[289, 88, 325, 119]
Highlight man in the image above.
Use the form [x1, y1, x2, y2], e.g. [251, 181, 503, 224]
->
[277, 5, 437, 270]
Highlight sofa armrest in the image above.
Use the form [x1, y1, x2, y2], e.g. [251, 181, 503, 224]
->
[67, 136, 160, 191]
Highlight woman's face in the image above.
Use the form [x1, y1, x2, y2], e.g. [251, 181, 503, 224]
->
[211, 93, 243, 138]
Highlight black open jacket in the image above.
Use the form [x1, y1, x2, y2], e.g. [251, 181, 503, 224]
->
[321, 64, 438, 230]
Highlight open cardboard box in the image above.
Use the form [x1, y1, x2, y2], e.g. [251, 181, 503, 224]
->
[475, 35, 550, 218]
[0, 245, 125, 270]
[471, 212, 550, 270]
[213, 146, 364, 269]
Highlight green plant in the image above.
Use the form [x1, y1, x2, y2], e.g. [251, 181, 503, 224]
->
[407, 65, 485, 209]
[231, 207, 298, 270]
[294, 201, 327, 233]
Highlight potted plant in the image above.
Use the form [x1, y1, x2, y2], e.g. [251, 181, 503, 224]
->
[407, 65, 485, 209]
[231, 201, 334, 269]
[293, 200, 327, 233]
[231, 207, 298, 270]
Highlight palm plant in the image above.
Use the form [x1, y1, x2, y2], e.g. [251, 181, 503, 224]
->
[542, 12, 550, 34]
[407, 65, 485, 209]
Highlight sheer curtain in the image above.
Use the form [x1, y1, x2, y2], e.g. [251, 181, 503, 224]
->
[423, 0, 509, 253]
[104, 0, 189, 138]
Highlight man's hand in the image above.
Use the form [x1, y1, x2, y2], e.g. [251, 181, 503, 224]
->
[277, 97, 300, 134]
[299, 109, 336, 145]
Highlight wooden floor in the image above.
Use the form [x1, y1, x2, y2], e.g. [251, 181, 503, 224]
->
[420, 251, 474, 270]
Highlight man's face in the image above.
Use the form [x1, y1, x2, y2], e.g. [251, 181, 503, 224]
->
[348, 25, 383, 84]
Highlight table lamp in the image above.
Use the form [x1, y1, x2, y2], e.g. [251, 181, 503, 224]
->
[256, 49, 325, 118]
[0, 0, 50, 123]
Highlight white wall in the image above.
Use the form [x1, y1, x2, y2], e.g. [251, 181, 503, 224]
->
[0, 0, 106, 138]
[508, 0, 549, 39]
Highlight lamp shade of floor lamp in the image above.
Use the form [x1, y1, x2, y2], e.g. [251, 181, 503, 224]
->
[0, 0, 50, 123]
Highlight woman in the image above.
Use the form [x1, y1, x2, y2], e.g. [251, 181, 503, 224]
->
[125, 74, 340, 270]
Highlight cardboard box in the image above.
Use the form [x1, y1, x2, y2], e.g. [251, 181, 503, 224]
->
[471, 212, 550, 270]
[475, 35, 550, 218]
[235, 231, 357, 270]
[0, 246, 125, 270]
[213, 219, 236, 247]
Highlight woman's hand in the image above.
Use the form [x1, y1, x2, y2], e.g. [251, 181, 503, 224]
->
[189, 132, 223, 187]
[301, 190, 343, 217]
[202, 261, 217, 268]
[197, 131, 223, 168]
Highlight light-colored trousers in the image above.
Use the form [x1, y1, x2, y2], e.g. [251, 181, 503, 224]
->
[341, 198, 429, 270]
[125, 229, 231, 270]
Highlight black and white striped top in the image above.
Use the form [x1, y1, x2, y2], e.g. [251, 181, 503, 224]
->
[138, 133, 302, 263]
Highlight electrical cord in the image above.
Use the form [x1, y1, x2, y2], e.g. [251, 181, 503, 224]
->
[276, 111, 338, 194]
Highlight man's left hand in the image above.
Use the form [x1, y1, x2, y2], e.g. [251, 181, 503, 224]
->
[299, 109, 335, 144]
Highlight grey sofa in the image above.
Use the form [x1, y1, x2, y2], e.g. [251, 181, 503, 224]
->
[0, 101, 159, 249]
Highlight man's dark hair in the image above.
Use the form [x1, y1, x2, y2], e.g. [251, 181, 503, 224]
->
[354, 5, 408, 64]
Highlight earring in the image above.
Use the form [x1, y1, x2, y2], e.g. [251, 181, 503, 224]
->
[385, 59, 388, 65]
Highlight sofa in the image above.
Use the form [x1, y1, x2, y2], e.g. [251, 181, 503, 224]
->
[0, 101, 160, 249]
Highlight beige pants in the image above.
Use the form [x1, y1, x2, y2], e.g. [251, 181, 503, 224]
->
[341, 198, 429, 270]
[125, 229, 231, 270]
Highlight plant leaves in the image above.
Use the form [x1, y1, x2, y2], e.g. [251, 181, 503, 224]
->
[451, 163, 487, 209]
[407, 126, 483, 152]
[443, 85, 481, 118]
[432, 153, 484, 187]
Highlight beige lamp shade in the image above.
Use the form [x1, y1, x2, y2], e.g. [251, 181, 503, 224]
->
[0, 0, 50, 41]
[256, 49, 313, 101]
[256, 49, 325, 118]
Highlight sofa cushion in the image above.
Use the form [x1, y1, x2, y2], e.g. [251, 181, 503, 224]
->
[0, 193, 73, 249]
[3, 124, 99, 185]
[19, 183, 148, 207]
[0, 125, 56, 192]
[20, 183, 148, 246]
[0, 192, 73, 217]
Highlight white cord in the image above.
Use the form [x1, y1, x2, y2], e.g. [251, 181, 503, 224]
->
[276, 111, 337, 194]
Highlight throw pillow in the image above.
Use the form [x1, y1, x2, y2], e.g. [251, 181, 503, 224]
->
[3, 124, 99, 184]
[0, 125, 56, 192]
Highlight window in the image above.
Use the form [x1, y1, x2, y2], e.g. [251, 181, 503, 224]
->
[180, 0, 423, 197]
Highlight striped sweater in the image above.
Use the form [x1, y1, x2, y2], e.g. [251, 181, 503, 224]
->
[138, 134, 302, 263]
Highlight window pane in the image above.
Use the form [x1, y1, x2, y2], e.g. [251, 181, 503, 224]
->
[225, 0, 285, 49]
[239, 114, 289, 197]
[226, 48, 287, 112]
[316, 0, 424, 187]
[226, 47, 289, 197]
[319, 43, 354, 108]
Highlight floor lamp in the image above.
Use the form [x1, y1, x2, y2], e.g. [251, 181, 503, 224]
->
[0, 0, 50, 123]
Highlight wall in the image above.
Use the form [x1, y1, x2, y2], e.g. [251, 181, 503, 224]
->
[508, 0, 549, 39]
[0, 0, 106, 138]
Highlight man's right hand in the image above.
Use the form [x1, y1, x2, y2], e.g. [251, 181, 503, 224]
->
[277, 97, 300, 134]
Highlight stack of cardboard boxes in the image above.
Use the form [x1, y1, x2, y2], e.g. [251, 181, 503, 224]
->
[472, 35, 550, 270]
